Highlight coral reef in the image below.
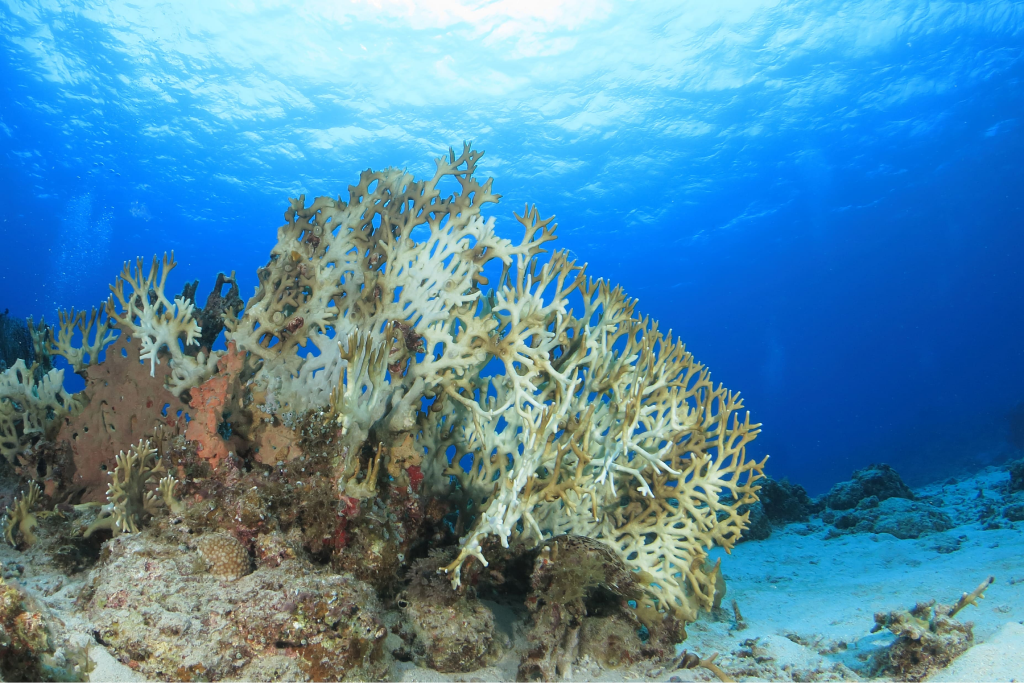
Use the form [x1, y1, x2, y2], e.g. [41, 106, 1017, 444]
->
[0, 560, 92, 681]
[56, 331, 184, 501]
[398, 550, 503, 672]
[1, 146, 769, 679]
[80, 533, 389, 681]
[1003, 501, 1024, 521]
[83, 439, 181, 537]
[179, 271, 244, 354]
[197, 533, 251, 579]
[516, 535, 678, 680]
[106, 252, 219, 396]
[733, 476, 816, 543]
[1, 567, 53, 680]
[44, 306, 117, 373]
[1006, 401, 1024, 451]
[812, 463, 954, 540]
[184, 342, 252, 469]
[12, 440, 76, 501]
[736, 501, 772, 542]
[1007, 457, 1024, 493]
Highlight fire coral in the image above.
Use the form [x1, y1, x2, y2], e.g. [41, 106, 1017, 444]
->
[25, 145, 767, 629]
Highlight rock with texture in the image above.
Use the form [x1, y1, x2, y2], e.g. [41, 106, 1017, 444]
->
[82, 533, 390, 681]
[826, 463, 915, 511]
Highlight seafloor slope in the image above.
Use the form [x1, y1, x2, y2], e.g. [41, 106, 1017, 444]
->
[2, 460, 1022, 682]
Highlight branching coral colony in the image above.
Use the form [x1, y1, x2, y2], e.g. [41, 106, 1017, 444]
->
[1, 145, 767, 637]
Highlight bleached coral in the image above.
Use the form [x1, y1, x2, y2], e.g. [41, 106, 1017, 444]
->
[107, 252, 220, 397]
[34, 144, 765, 630]
[44, 306, 118, 372]
[225, 146, 535, 423]
[0, 359, 81, 463]
[432, 275, 767, 623]
[229, 145, 767, 625]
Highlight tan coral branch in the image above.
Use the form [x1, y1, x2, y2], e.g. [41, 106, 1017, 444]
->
[949, 575, 995, 618]
[2, 481, 41, 548]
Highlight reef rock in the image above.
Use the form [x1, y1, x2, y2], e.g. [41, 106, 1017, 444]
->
[736, 501, 772, 542]
[517, 535, 676, 681]
[758, 476, 815, 523]
[1006, 458, 1024, 493]
[828, 497, 953, 539]
[398, 551, 503, 673]
[0, 566, 90, 681]
[80, 532, 389, 681]
[826, 463, 915, 511]
[1002, 501, 1024, 522]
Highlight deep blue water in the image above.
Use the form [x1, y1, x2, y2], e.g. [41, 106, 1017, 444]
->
[1, 1, 1022, 494]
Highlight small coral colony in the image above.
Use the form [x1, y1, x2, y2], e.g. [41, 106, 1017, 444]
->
[1, 146, 769, 678]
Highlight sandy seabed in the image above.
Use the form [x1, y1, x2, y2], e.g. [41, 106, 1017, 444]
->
[2, 466, 1022, 683]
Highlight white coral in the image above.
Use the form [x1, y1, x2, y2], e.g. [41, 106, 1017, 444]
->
[211, 144, 768, 626]
[107, 253, 213, 396]
[0, 360, 81, 463]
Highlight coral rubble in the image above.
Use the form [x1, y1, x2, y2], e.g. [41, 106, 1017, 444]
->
[1, 146, 769, 679]
[869, 576, 994, 681]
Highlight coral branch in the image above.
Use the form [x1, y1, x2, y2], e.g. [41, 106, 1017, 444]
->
[1, 360, 81, 463]
[47, 306, 118, 372]
[2, 481, 41, 548]
[700, 653, 734, 683]
[949, 575, 995, 618]
[84, 438, 169, 537]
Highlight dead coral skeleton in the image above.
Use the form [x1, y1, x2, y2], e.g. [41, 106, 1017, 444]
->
[870, 575, 995, 682]
[83, 439, 183, 537]
[2, 481, 41, 548]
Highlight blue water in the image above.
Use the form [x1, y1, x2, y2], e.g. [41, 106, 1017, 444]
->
[1, 1, 1022, 494]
